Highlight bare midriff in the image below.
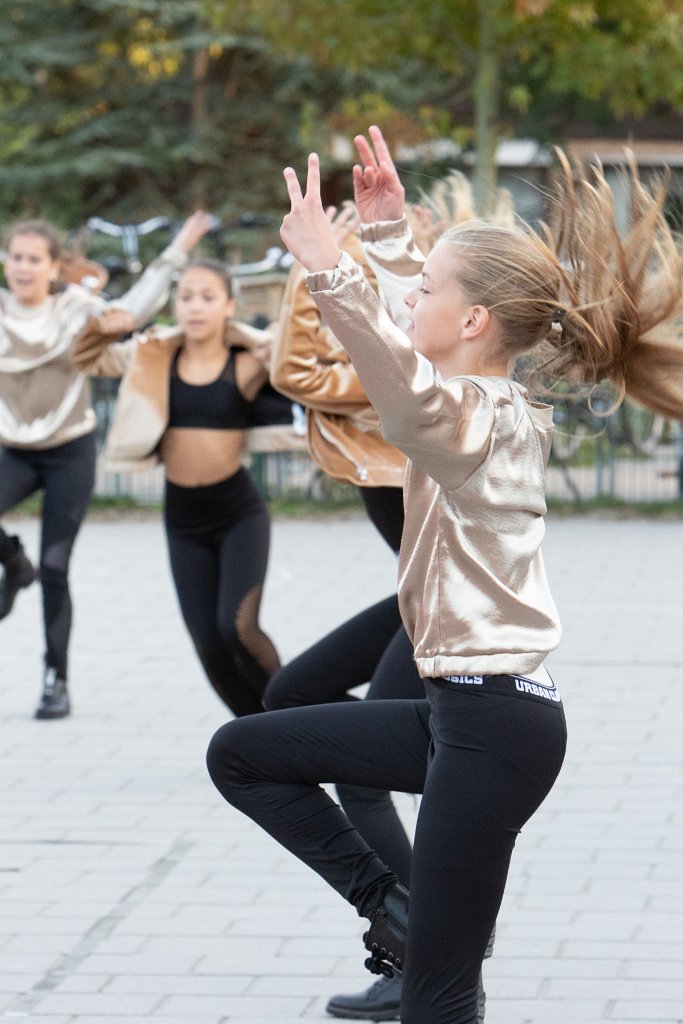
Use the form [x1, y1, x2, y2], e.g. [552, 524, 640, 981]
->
[160, 427, 245, 487]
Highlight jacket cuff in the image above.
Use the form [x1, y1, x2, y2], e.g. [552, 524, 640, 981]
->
[359, 216, 409, 243]
[305, 250, 358, 294]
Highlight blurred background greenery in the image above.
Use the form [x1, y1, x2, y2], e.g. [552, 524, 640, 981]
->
[1, 0, 681, 260]
[2, 0, 682, 507]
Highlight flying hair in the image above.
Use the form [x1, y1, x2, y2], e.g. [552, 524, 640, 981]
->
[435, 151, 683, 420]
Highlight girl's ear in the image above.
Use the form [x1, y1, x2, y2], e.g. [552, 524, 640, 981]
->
[461, 304, 490, 339]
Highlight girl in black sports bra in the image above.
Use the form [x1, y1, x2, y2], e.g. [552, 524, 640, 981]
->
[74, 258, 280, 717]
[159, 260, 280, 716]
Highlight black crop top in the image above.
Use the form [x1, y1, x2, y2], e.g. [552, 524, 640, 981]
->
[168, 348, 251, 431]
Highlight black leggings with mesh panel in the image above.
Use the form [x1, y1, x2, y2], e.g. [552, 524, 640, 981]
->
[164, 469, 279, 717]
[0, 432, 97, 679]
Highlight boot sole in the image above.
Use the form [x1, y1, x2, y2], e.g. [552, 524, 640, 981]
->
[35, 706, 71, 720]
[326, 1006, 400, 1022]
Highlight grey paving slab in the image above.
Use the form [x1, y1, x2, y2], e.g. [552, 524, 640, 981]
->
[1, 511, 683, 1023]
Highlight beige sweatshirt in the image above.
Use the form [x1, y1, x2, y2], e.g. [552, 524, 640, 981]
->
[0, 244, 187, 449]
[306, 235, 561, 678]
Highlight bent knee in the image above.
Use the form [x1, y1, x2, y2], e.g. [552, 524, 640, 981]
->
[206, 718, 261, 804]
[262, 668, 300, 710]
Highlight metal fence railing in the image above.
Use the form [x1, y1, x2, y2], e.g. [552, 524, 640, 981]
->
[545, 400, 683, 504]
[92, 410, 683, 508]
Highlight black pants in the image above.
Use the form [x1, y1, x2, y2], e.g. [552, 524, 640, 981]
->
[265, 598, 421, 885]
[0, 432, 97, 678]
[207, 674, 567, 1024]
[164, 469, 279, 717]
[358, 485, 405, 556]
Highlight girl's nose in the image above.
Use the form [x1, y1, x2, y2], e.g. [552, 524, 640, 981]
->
[404, 288, 416, 309]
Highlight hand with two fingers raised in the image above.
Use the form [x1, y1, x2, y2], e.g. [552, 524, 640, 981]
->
[280, 154, 342, 273]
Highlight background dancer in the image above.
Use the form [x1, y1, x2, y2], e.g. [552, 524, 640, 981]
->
[74, 258, 280, 717]
[207, 127, 683, 1024]
[0, 211, 212, 719]
[268, 207, 422, 1021]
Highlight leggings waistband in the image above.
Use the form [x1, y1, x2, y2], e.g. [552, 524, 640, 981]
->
[164, 467, 265, 535]
[436, 670, 562, 705]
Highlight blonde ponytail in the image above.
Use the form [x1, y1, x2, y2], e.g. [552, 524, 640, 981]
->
[535, 152, 683, 417]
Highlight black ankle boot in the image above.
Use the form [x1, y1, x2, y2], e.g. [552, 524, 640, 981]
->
[35, 668, 70, 720]
[363, 883, 409, 978]
[326, 972, 402, 1020]
[0, 535, 37, 620]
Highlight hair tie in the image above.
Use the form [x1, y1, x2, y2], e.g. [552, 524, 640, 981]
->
[552, 307, 567, 324]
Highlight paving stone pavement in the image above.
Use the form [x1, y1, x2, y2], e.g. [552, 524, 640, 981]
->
[1, 509, 683, 1024]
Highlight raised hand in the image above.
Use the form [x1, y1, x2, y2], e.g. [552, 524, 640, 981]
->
[172, 210, 217, 254]
[326, 203, 360, 248]
[407, 203, 445, 254]
[353, 125, 405, 224]
[95, 308, 136, 338]
[280, 154, 342, 272]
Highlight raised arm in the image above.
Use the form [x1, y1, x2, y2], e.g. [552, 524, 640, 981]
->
[272, 205, 373, 414]
[280, 152, 494, 490]
[353, 127, 424, 330]
[105, 210, 215, 326]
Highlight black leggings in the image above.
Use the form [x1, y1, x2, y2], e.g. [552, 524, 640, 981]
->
[264, 482, 420, 882]
[164, 469, 279, 717]
[0, 432, 97, 678]
[264, 598, 421, 885]
[207, 675, 567, 1024]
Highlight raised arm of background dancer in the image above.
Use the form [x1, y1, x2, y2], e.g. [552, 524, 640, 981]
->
[107, 210, 215, 326]
[281, 155, 494, 489]
[354, 127, 424, 325]
[271, 206, 372, 414]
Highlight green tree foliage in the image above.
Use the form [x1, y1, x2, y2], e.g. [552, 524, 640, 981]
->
[0, 0, 349, 236]
[0, 0, 680, 231]
[207, 0, 683, 212]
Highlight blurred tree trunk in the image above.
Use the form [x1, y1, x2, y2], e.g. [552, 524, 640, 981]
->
[472, 0, 501, 215]
[191, 45, 210, 208]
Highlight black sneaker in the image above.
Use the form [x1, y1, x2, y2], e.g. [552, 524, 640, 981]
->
[0, 536, 37, 620]
[326, 972, 401, 1020]
[35, 668, 70, 720]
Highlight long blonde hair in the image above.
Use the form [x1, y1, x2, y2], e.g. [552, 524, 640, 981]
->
[437, 154, 683, 418]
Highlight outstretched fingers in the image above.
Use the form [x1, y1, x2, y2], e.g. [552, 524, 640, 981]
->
[354, 125, 395, 172]
[305, 152, 321, 202]
[354, 132, 378, 171]
[283, 165, 304, 206]
[368, 125, 395, 168]
[283, 153, 322, 210]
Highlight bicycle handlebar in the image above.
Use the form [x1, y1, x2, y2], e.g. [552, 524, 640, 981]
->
[86, 215, 172, 237]
[84, 213, 292, 279]
[231, 246, 294, 277]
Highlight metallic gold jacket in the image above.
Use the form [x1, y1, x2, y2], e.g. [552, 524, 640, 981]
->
[306, 221, 561, 678]
[0, 245, 188, 450]
[271, 241, 405, 487]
